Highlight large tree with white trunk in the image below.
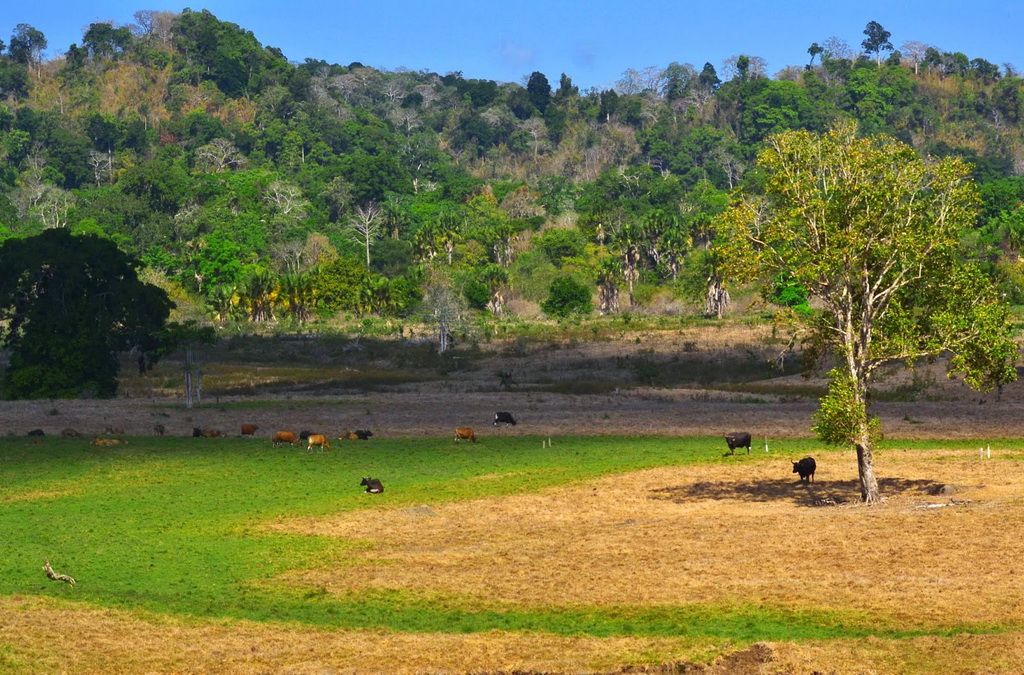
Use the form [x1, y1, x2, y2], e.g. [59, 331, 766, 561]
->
[716, 122, 1018, 503]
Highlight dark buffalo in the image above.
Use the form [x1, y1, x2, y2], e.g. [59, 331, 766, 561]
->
[793, 457, 816, 483]
[299, 430, 312, 441]
[27, 429, 44, 437]
[494, 412, 517, 426]
[192, 427, 203, 438]
[725, 432, 752, 454]
[354, 429, 373, 440]
[360, 477, 384, 494]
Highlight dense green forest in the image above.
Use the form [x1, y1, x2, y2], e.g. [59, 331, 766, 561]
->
[2, 10, 1024, 326]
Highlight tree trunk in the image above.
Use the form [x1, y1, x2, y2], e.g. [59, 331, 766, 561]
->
[704, 276, 730, 318]
[856, 434, 881, 503]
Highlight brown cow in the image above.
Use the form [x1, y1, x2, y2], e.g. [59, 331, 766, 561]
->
[241, 424, 259, 437]
[201, 429, 223, 438]
[340, 431, 359, 441]
[91, 438, 124, 447]
[306, 434, 329, 452]
[454, 427, 477, 443]
[272, 431, 297, 447]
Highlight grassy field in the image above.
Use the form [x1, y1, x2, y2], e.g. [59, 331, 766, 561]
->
[3, 434, 1024, 672]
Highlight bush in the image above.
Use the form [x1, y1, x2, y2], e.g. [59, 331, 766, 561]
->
[542, 276, 593, 318]
[534, 228, 585, 266]
[463, 277, 490, 310]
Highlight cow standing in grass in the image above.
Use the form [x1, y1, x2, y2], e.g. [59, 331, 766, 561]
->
[272, 431, 297, 447]
[494, 412, 516, 426]
[307, 434, 329, 452]
[454, 427, 476, 442]
[725, 432, 752, 455]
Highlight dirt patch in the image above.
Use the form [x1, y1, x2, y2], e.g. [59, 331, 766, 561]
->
[7, 327, 1017, 440]
[276, 451, 1024, 628]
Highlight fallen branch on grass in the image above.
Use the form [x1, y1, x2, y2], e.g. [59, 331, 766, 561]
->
[43, 560, 76, 586]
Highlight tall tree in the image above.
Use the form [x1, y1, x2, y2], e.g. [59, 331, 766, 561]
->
[0, 230, 172, 398]
[807, 42, 823, 67]
[526, 71, 552, 113]
[347, 202, 382, 267]
[8, 24, 46, 75]
[862, 20, 893, 66]
[716, 123, 1018, 503]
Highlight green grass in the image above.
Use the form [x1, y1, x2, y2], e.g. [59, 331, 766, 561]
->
[0, 435, 1018, 641]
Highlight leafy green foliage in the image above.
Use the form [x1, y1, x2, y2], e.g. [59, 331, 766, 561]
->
[0, 230, 171, 398]
[812, 369, 879, 445]
[716, 122, 1019, 500]
[542, 275, 593, 317]
[0, 10, 1022, 331]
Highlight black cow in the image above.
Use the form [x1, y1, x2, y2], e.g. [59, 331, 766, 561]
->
[494, 412, 517, 426]
[725, 432, 752, 454]
[27, 429, 44, 437]
[192, 427, 203, 438]
[299, 430, 312, 441]
[354, 429, 374, 440]
[793, 457, 816, 483]
[360, 477, 384, 494]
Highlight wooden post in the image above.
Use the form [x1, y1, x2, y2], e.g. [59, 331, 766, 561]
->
[184, 346, 193, 410]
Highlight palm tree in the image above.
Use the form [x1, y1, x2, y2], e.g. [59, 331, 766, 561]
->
[244, 270, 276, 322]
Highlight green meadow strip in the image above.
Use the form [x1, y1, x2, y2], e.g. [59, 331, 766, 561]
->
[1, 435, 1021, 641]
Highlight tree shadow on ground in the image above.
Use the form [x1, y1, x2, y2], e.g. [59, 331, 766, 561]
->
[650, 477, 944, 507]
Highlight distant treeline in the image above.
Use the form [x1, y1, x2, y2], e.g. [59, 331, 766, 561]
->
[2, 11, 1024, 323]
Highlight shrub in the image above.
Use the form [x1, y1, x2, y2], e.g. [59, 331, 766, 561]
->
[534, 228, 585, 266]
[542, 276, 593, 318]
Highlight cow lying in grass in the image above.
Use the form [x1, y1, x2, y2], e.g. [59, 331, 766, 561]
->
[360, 477, 384, 494]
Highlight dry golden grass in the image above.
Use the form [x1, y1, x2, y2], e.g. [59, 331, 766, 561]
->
[277, 450, 1024, 628]
[0, 487, 80, 504]
[8, 594, 1024, 673]
[765, 633, 1024, 675]
[0, 596, 711, 674]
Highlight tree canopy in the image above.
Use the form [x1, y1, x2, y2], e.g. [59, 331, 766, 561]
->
[715, 122, 1018, 502]
[0, 229, 172, 398]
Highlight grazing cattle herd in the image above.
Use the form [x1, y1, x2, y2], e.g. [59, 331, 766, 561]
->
[23, 416, 822, 494]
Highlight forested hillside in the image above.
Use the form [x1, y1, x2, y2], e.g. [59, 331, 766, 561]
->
[2, 10, 1024, 325]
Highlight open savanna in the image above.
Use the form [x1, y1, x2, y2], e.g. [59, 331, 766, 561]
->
[3, 434, 1024, 673]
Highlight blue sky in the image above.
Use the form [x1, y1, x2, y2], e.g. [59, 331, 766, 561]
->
[5, 1, 1022, 88]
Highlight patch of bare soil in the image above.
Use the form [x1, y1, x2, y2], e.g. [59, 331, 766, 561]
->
[277, 451, 1024, 628]
[6, 329, 1024, 440]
